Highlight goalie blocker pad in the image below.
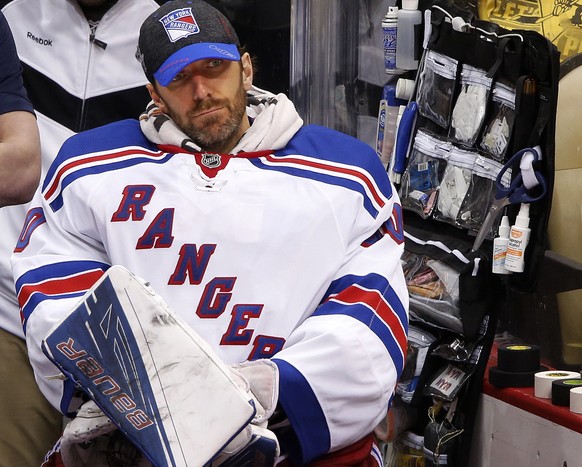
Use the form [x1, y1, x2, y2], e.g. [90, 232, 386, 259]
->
[41, 265, 261, 467]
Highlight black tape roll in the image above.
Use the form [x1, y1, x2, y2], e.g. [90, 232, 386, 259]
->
[497, 344, 541, 373]
[551, 378, 582, 406]
[488, 365, 548, 388]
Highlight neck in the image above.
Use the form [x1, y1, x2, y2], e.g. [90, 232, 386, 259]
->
[79, 0, 118, 21]
[202, 115, 252, 154]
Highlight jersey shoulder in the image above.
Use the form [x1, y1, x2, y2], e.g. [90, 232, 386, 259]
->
[41, 119, 160, 204]
[281, 124, 384, 172]
[270, 124, 395, 219]
[56, 119, 154, 160]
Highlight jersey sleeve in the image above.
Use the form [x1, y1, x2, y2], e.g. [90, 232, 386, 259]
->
[271, 195, 409, 463]
[0, 12, 34, 115]
[11, 188, 110, 415]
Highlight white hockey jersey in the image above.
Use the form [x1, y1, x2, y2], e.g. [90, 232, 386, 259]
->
[0, 0, 158, 338]
[12, 89, 409, 464]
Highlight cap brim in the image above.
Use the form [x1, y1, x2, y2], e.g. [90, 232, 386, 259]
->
[154, 43, 241, 87]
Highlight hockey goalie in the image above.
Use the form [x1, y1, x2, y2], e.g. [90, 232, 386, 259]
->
[41, 266, 280, 466]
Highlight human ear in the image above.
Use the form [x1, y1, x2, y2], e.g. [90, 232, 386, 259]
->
[241, 53, 253, 91]
[147, 83, 167, 112]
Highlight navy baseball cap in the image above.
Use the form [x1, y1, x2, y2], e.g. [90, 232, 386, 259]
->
[136, 0, 241, 86]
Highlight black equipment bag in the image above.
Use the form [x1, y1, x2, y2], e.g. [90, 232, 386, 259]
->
[390, 1, 560, 465]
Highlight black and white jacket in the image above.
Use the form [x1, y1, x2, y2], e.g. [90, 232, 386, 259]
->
[0, 0, 160, 338]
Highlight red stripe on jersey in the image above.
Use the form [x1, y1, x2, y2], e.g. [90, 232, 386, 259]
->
[18, 270, 104, 309]
[331, 285, 407, 355]
[44, 148, 166, 201]
[262, 154, 386, 208]
[277, 433, 379, 466]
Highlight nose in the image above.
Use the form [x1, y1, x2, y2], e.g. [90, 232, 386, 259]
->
[190, 74, 211, 100]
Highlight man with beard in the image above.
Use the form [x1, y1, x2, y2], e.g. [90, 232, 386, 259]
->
[11, 1, 409, 465]
[0, 0, 162, 464]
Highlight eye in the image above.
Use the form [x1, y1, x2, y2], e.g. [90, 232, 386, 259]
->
[171, 71, 186, 82]
[207, 59, 223, 68]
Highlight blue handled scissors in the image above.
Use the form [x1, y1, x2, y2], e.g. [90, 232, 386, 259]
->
[471, 147, 547, 251]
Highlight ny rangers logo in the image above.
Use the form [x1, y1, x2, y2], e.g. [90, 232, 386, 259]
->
[201, 153, 221, 168]
[159, 7, 200, 42]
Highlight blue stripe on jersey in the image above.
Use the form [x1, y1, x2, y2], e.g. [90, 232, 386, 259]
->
[17, 260, 110, 332]
[271, 358, 330, 464]
[285, 125, 393, 189]
[249, 124, 394, 219]
[46, 152, 174, 212]
[249, 157, 383, 218]
[319, 273, 408, 374]
[41, 119, 171, 211]
[371, 442, 383, 466]
[43, 119, 154, 188]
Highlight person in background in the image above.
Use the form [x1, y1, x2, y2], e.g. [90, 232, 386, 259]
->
[11, 0, 409, 465]
[0, 10, 43, 467]
[0, 0, 162, 464]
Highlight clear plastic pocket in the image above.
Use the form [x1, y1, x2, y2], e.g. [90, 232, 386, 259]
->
[399, 130, 451, 219]
[478, 81, 516, 161]
[416, 50, 458, 129]
[449, 64, 492, 146]
[403, 251, 463, 334]
[456, 155, 508, 234]
[433, 146, 476, 226]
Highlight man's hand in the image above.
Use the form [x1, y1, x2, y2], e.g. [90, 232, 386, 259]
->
[62, 400, 115, 444]
[60, 400, 149, 466]
[212, 359, 281, 466]
[42, 266, 259, 466]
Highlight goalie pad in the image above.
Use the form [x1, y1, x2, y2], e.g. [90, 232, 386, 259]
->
[41, 265, 257, 467]
[211, 425, 280, 466]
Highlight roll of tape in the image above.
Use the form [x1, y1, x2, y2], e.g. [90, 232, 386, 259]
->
[534, 370, 581, 399]
[570, 387, 582, 413]
[489, 365, 548, 388]
[552, 378, 582, 406]
[497, 344, 541, 373]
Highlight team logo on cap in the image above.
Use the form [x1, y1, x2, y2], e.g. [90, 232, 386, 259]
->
[159, 7, 200, 42]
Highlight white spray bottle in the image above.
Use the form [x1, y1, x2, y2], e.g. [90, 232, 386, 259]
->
[492, 215, 512, 274]
[505, 203, 531, 273]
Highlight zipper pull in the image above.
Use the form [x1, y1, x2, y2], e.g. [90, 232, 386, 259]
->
[90, 33, 108, 50]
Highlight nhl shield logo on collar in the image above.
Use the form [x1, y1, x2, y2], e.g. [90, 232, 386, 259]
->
[201, 153, 221, 168]
[159, 7, 200, 42]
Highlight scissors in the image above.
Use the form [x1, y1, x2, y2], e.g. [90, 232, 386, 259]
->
[471, 147, 547, 251]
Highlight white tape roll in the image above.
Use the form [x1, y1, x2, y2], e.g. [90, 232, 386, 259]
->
[534, 370, 581, 399]
[571, 387, 582, 413]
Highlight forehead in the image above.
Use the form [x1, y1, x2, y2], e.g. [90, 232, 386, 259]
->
[180, 57, 241, 74]
[158, 58, 243, 90]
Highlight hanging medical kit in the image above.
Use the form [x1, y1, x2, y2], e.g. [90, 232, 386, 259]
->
[380, 0, 560, 465]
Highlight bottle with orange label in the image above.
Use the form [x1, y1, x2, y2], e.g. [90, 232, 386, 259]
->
[505, 203, 531, 273]
[492, 215, 511, 274]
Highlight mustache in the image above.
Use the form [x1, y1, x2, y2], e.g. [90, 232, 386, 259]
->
[190, 98, 228, 115]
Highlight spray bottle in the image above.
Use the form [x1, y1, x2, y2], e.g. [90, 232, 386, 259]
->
[505, 203, 531, 273]
[382, 7, 399, 75]
[492, 215, 512, 274]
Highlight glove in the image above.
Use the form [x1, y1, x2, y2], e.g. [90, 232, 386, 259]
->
[43, 266, 260, 466]
[60, 359, 280, 467]
[212, 359, 281, 466]
[60, 400, 150, 467]
[231, 359, 279, 426]
[61, 400, 115, 444]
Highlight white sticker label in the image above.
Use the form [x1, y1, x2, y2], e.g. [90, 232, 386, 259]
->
[429, 364, 466, 398]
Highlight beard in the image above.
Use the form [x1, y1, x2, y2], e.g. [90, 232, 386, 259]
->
[165, 82, 248, 153]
